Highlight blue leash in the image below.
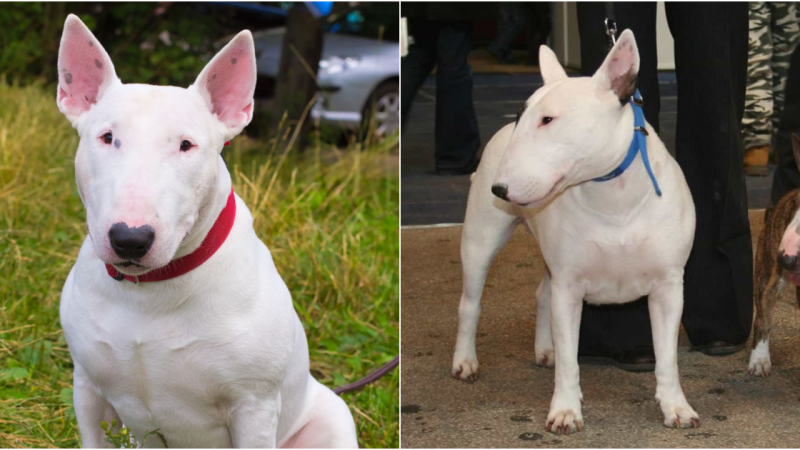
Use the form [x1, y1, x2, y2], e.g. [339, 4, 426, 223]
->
[592, 89, 662, 197]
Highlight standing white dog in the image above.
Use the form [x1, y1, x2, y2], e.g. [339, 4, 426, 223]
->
[452, 30, 699, 433]
[57, 15, 357, 448]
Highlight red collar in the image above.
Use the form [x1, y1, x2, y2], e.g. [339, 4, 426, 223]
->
[105, 187, 236, 283]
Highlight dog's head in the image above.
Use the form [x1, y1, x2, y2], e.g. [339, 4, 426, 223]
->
[492, 30, 641, 208]
[778, 135, 800, 282]
[57, 14, 256, 275]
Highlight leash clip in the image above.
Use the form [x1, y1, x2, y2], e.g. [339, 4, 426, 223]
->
[134, 275, 140, 285]
[604, 17, 617, 48]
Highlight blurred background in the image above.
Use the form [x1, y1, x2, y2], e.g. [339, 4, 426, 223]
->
[1, 1, 399, 147]
[0, 2, 399, 448]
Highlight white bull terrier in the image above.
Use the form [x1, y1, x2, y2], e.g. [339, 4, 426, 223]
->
[452, 30, 699, 433]
[56, 14, 357, 448]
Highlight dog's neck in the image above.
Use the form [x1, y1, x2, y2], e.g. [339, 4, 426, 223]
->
[173, 157, 233, 259]
[573, 114, 666, 217]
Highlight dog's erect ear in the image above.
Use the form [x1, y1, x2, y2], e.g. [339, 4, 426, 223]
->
[592, 29, 639, 103]
[57, 14, 119, 125]
[189, 30, 257, 139]
[539, 45, 568, 84]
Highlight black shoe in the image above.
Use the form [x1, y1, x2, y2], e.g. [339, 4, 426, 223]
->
[611, 347, 656, 373]
[435, 157, 480, 176]
[690, 340, 745, 356]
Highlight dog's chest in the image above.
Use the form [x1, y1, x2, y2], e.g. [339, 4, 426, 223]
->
[74, 308, 251, 447]
[532, 209, 679, 304]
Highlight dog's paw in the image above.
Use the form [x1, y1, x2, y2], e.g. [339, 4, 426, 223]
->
[535, 347, 555, 368]
[748, 340, 771, 377]
[452, 356, 479, 382]
[659, 400, 699, 429]
[545, 408, 583, 435]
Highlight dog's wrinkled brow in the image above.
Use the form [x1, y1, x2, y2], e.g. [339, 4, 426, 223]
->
[515, 102, 527, 126]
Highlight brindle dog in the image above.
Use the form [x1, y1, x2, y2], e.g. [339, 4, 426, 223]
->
[749, 134, 800, 377]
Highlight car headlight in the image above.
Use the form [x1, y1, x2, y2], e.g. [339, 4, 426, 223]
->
[319, 56, 361, 75]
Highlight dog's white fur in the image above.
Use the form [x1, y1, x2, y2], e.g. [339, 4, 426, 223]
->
[57, 15, 357, 448]
[452, 30, 698, 432]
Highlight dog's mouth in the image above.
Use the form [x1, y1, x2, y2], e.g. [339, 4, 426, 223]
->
[785, 271, 800, 286]
[516, 176, 567, 209]
[116, 260, 143, 268]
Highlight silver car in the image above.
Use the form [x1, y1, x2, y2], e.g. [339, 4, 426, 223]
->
[253, 4, 399, 138]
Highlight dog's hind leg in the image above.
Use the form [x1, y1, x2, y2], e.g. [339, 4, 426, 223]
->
[452, 191, 518, 381]
[648, 279, 699, 429]
[749, 261, 782, 377]
[534, 269, 554, 367]
[280, 378, 358, 449]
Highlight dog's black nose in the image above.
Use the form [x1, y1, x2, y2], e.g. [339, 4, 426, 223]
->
[491, 183, 509, 201]
[779, 250, 798, 272]
[108, 222, 155, 260]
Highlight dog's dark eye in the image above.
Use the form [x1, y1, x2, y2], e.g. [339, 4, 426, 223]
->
[102, 132, 113, 144]
[542, 116, 554, 125]
[180, 140, 192, 152]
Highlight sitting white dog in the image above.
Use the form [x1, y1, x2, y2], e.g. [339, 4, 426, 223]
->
[56, 14, 357, 448]
[452, 30, 699, 433]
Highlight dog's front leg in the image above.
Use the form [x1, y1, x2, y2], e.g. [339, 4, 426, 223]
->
[228, 396, 280, 448]
[648, 280, 699, 428]
[73, 362, 121, 448]
[546, 282, 583, 434]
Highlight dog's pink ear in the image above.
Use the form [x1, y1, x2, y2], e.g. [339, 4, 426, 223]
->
[190, 30, 256, 139]
[593, 29, 639, 102]
[57, 14, 119, 124]
[539, 45, 567, 84]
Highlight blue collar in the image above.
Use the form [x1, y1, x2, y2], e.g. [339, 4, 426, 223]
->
[592, 89, 662, 197]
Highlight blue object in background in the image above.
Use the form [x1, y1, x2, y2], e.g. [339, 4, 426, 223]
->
[306, 1, 333, 18]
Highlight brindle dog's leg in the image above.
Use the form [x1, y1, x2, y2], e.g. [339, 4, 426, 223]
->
[749, 235, 782, 377]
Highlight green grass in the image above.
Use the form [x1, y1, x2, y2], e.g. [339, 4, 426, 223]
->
[0, 82, 399, 448]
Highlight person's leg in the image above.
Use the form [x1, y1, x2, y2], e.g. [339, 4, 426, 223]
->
[487, 2, 526, 62]
[400, 17, 437, 134]
[434, 20, 480, 173]
[665, 2, 753, 349]
[768, 2, 799, 132]
[575, 2, 658, 359]
[525, 2, 552, 65]
[770, 41, 800, 206]
[742, 2, 773, 176]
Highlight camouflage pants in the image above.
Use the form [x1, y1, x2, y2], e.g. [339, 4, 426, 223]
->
[742, 2, 799, 151]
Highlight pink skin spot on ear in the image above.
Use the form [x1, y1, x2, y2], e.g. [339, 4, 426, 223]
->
[780, 227, 800, 257]
[200, 37, 256, 128]
[59, 22, 112, 116]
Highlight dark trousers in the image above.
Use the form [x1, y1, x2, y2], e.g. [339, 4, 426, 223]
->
[487, 2, 526, 59]
[576, 2, 753, 355]
[771, 43, 800, 204]
[401, 18, 480, 171]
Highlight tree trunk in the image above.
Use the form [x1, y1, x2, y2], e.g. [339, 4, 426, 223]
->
[272, 4, 323, 152]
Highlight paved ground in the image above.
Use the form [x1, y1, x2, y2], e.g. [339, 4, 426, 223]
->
[401, 72, 774, 226]
[400, 211, 800, 448]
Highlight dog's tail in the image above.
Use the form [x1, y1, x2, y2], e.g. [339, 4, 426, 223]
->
[333, 355, 399, 395]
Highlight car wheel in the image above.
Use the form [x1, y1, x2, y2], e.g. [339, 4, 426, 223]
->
[361, 81, 399, 140]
